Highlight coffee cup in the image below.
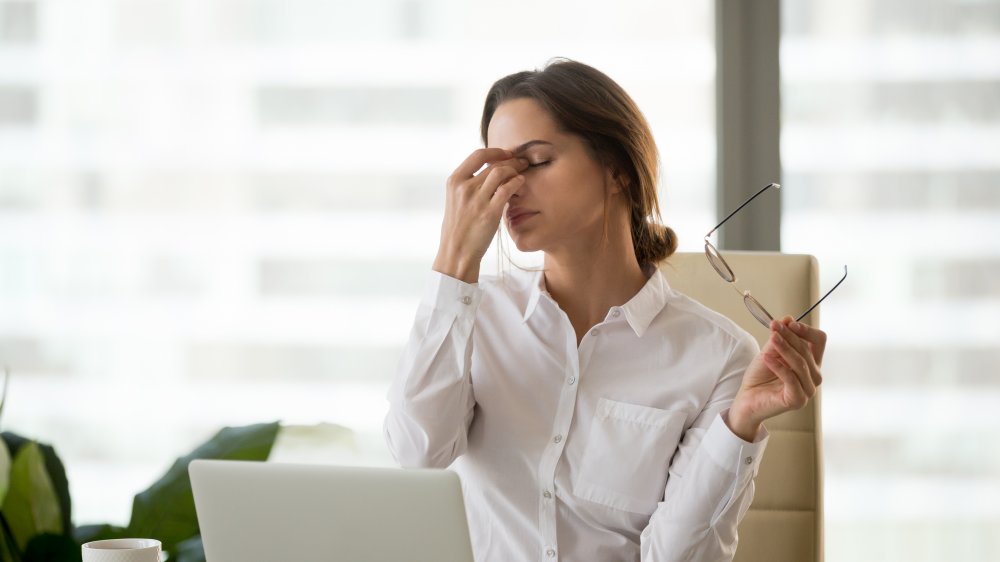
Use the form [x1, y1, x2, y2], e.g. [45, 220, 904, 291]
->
[81, 538, 162, 562]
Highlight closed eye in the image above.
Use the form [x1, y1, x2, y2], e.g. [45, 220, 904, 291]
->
[528, 161, 550, 168]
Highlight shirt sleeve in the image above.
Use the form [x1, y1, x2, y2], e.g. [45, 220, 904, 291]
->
[383, 271, 482, 469]
[639, 332, 770, 562]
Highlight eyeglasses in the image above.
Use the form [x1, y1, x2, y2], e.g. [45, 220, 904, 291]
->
[704, 182, 848, 327]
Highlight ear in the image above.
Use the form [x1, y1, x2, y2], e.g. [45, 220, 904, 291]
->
[604, 167, 625, 195]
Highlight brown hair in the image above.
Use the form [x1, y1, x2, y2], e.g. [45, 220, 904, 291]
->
[480, 58, 677, 267]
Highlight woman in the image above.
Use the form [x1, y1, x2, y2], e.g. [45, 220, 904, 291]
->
[384, 59, 826, 562]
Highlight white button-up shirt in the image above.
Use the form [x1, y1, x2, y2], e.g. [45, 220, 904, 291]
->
[385, 267, 769, 562]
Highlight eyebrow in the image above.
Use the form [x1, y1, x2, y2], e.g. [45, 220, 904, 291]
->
[511, 140, 554, 155]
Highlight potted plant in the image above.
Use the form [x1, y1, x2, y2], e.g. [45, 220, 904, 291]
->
[0, 368, 281, 562]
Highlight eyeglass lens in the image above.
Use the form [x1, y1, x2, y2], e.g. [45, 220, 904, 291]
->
[743, 294, 774, 326]
[704, 242, 735, 283]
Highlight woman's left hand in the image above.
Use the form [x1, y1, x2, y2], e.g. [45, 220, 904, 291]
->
[727, 316, 828, 441]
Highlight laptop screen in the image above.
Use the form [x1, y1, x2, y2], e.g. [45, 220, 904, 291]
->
[189, 460, 475, 562]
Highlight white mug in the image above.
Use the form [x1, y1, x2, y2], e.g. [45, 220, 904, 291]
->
[81, 538, 162, 562]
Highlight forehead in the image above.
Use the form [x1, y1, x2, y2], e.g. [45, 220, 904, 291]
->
[486, 98, 563, 151]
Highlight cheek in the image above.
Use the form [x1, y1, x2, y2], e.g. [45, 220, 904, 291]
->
[559, 169, 609, 213]
[523, 159, 608, 220]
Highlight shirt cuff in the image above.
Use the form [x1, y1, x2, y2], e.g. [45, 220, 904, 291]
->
[423, 270, 484, 317]
[702, 410, 770, 477]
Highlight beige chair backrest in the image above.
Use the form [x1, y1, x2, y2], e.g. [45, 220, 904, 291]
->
[660, 251, 824, 562]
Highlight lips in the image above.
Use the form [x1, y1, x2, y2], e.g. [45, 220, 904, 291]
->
[507, 207, 539, 228]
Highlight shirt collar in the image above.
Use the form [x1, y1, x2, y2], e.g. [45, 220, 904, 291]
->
[522, 269, 546, 322]
[521, 267, 671, 338]
[620, 267, 670, 338]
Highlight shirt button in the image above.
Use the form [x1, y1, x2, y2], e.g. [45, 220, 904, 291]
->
[745, 456, 753, 465]
[543, 490, 552, 499]
[546, 548, 556, 557]
[567, 376, 576, 385]
[611, 308, 621, 318]
[460, 296, 472, 305]
[590, 328, 599, 337]
[553, 434, 563, 443]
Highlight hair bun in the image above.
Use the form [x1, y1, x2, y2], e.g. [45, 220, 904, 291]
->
[635, 221, 677, 265]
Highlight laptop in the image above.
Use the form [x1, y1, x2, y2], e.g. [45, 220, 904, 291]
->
[189, 459, 475, 562]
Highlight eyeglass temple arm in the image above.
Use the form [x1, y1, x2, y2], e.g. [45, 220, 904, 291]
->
[705, 183, 780, 239]
[795, 265, 848, 323]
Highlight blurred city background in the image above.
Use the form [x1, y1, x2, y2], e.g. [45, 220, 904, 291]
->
[0, 1, 997, 561]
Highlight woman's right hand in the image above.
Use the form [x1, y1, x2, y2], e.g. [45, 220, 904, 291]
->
[432, 148, 529, 283]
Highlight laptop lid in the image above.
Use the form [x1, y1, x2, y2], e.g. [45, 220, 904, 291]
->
[189, 459, 475, 562]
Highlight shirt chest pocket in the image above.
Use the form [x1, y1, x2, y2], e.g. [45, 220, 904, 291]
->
[572, 398, 688, 515]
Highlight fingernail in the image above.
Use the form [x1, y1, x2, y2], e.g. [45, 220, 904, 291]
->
[791, 321, 802, 330]
[517, 158, 530, 166]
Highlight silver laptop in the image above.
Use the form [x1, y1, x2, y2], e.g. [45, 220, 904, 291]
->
[189, 460, 475, 562]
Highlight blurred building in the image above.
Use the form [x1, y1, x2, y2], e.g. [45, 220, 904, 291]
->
[781, 0, 1000, 560]
[0, 0, 715, 527]
[1, 1, 997, 560]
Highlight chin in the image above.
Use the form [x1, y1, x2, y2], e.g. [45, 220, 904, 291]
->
[509, 232, 543, 253]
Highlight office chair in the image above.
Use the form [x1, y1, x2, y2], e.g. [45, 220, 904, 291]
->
[660, 251, 824, 562]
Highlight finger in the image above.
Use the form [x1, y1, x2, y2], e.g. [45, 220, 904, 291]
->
[761, 349, 809, 409]
[777, 323, 822, 387]
[776, 316, 825, 375]
[773, 329, 812, 388]
[788, 321, 828, 366]
[475, 157, 530, 182]
[770, 317, 794, 334]
[763, 353, 809, 410]
[772, 329, 816, 398]
[450, 148, 518, 181]
[488, 175, 525, 215]
[478, 165, 523, 200]
[761, 350, 794, 389]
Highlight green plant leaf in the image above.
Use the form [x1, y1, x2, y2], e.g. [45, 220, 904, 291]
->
[0, 442, 62, 551]
[0, 516, 22, 562]
[37, 446, 70, 537]
[24, 532, 80, 562]
[126, 421, 280, 555]
[1, 433, 73, 536]
[0, 433, 30, 464]
[72, 523, 129, 546]
[0, 440, 11, 506]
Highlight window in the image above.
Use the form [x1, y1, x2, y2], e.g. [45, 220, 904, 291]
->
[782, 1, 1000, 560]
[0, 0, 36, 44]
[0, 1, 717, 526]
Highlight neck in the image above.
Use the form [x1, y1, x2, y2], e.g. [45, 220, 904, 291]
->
[542, 215, 650, 343]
